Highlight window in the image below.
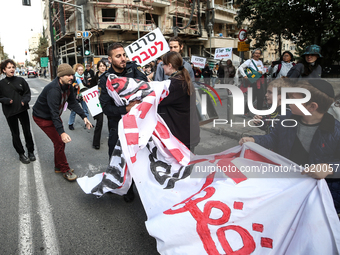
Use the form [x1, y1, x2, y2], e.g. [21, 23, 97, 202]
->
[102, 9, 116, 22]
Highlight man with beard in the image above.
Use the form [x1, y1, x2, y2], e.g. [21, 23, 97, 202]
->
[154, 36, 194, 82]
[33, 64, 93, 181]
[99, 43, 147, 202]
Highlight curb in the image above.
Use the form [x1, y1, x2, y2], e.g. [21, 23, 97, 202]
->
[201, 123, 265, 141]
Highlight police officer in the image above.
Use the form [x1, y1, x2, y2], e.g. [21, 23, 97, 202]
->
[99, 42, 147, 202]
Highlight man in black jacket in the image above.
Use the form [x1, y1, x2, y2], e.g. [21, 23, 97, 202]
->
[99, 42, 147, 201]
[0, 59, 35, 164]
[84, 64, 95, 86]
[33, 64, 92, 181]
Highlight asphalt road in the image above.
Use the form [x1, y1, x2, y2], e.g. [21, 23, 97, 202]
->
[0, 76, 238, 254]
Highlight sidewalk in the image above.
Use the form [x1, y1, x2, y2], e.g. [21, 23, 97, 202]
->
[200, 84, 265, 141]
[201, 115, 265, 141]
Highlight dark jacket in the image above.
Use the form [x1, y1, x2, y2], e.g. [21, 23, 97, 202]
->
[158, 75, 200, 149]
[202, 66, 212, 78]
[84, 69, 95, 85]
[99, 62, 148, 128]
[253, 112, 340, 174]
[253, 112, 340, 212]
[0, 76, 31, 118]
[33, 78, 86, 135]
[287, 63, 322, 78]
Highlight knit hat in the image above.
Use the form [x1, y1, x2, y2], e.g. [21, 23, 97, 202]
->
[57, 63, 75, 77]
[308, 79, 335, 98]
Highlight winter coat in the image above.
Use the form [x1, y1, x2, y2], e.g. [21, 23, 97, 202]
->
[0, 76, 31, 118]
[252, 112, 340, 212]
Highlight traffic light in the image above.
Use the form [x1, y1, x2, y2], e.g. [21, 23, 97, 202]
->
[25, 50, 27, 55]
[83, 38, 91, 56]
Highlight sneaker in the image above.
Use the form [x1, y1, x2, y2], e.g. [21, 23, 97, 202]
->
[19, 154, 30, 164]
[55, 167, 74, 173]
[63, 170, 77, 181]
[69, 124, 74, 130]
[28, 152, 36, 161]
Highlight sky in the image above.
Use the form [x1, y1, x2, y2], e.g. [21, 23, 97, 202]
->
[0, 0, 44, 62]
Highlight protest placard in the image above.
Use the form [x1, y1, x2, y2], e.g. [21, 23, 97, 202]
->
[124, 27, 170, 67]
[214, 47, 233, 60]
[82, 86, 102, 117]
[191, 55, 206, 68]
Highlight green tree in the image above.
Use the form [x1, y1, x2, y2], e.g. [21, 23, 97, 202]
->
[235, 0, 340, 65]
[30, 35, 48, 64]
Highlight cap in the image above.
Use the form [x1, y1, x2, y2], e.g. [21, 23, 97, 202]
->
[302, 45, 322, 57]
[57, 63, 75, 77]
[308, 79, 335, 98]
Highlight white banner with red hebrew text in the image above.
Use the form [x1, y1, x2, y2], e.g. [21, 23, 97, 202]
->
[77, 76, 340, 254]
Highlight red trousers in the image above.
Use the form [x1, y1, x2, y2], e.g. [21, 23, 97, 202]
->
[33, 116, 70, 173]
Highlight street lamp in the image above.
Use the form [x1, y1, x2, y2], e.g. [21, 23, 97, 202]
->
[133, 0, 141, 39]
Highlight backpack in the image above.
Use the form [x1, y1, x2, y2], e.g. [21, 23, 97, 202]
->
[273, 63, 296, 78]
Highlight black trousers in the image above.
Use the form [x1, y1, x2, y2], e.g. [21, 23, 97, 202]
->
[6, 110, 34, 154]
[92, 112, 103, 147]
[108, 118, 119, 158]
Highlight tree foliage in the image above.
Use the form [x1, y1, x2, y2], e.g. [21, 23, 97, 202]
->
[235, 0, 340, 65]
[30, 36, 48, 64]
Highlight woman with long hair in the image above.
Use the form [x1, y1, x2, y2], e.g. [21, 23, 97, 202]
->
[269, 51, 295, 78]
[287, 45, 322, 79]
[68, 63, 90, 130]
[158, 51, 200, 152]
[90, 60, 107, 149]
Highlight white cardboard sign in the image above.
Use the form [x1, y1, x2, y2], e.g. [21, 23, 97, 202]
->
[191, 55, 206, 68]
[214, 47, 233, 60]
[125, 27, 170, 67]
[82, 86, 102, 117]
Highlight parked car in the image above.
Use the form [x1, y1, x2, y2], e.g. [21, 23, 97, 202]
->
[27, 70, 38, 78]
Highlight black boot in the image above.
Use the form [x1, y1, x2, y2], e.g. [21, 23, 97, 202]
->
[28, 152, 36, 161]
[19, 154, 30, 164]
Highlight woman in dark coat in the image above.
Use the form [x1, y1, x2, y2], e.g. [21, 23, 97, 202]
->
[0, 59, 35, 163]
[158, 52, 200, 152]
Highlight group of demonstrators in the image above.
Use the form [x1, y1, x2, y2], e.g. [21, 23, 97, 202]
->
[238, 44, 323, 116]
[0, 36, 339, 229]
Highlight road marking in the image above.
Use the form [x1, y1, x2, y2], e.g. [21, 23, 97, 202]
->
[18, 163, 33, 255]
[30, 121, 60, 254]
[30, 88, 39, 94]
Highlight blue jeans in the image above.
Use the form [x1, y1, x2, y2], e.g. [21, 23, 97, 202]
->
[68, 100, 89, 125]
[211, 77, 217, 87]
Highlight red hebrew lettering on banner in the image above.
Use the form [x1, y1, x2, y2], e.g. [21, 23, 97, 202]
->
[164, 173, 273, 254]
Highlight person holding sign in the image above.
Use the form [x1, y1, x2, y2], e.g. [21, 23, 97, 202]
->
[154, 36, 195, 82]
[158, 51, 200, 152]
[99, 43, 147, 202]
[33, 64, 93, 181]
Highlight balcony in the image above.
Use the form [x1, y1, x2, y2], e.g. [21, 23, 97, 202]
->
[142, 0, 170, 7]
[203, 36, 238, 49]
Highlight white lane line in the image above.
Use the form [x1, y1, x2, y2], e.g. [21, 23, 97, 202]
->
[30, 88, 39, 94]
[18, 163, 33, 255]
[31, 126, 60, 254]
